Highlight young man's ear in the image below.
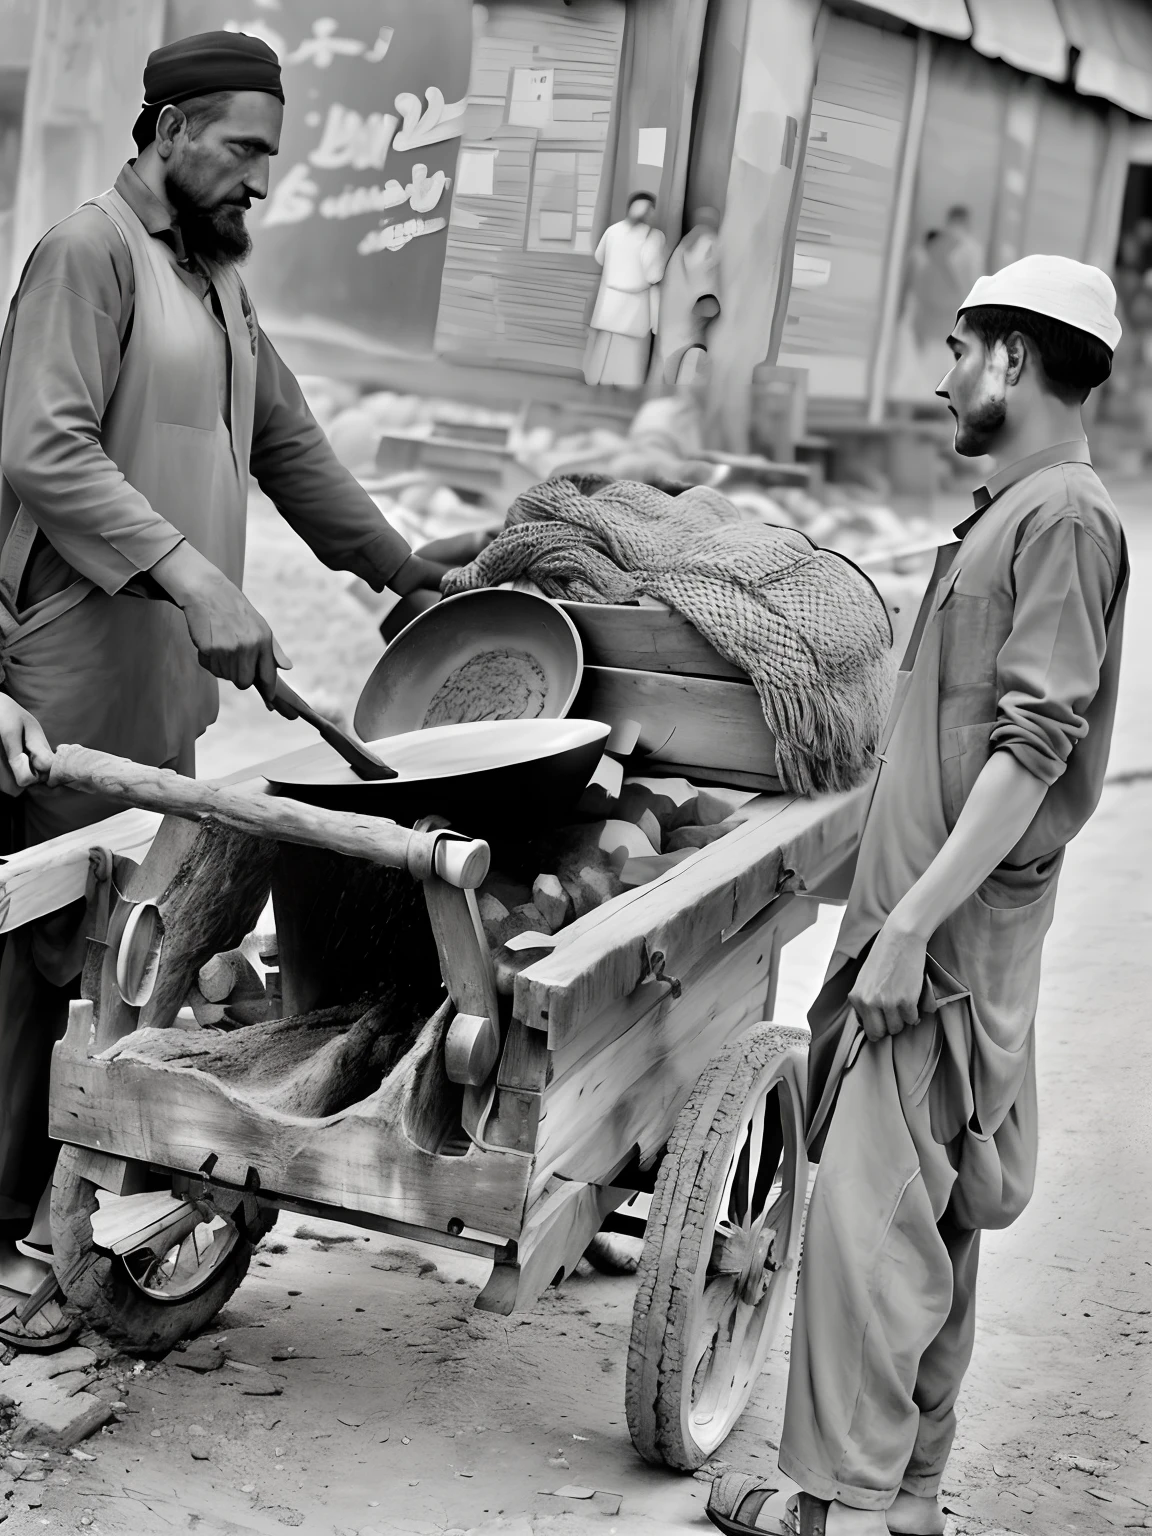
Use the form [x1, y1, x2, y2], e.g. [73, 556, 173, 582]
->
[1004, 332, 1027, 387]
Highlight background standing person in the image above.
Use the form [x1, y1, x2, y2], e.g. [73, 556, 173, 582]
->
[583, 192, 667, 389]
[0, 30, 444, 1348]
[653, 205, 721, 387]
[707, 255, 1127, 1536]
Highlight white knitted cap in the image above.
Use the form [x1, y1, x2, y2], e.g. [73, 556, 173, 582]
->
[959, 254, 1122, 352]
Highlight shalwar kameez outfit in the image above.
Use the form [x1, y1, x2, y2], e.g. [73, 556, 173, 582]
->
[0, 162, 412, 1236]
[583, 218, 667, 389]
[779, 441, 1128, 1510]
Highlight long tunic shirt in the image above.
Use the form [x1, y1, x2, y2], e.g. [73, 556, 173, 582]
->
[0, 163, 413, 842]
[0, 162, 410, 613]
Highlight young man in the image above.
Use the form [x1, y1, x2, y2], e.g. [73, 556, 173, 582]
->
[0, 31, 444, 1345]
[708, 255, 1128, 1536]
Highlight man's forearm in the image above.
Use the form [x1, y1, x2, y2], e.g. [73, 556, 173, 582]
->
[886, 750, 1049, 941]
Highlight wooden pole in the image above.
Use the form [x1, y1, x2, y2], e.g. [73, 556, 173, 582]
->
[867, 27, 932, 427]
[48, 745, 490, 890]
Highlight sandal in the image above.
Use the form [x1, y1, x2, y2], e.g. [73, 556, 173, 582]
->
[707, 1473, 787, 1534]
[0, 1281, 82, 1353]
[785, 1493, 831, 1536]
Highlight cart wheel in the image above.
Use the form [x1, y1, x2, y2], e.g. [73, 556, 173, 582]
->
[626, 1024, 809, 1471]
[50, 1145, 278, 1356]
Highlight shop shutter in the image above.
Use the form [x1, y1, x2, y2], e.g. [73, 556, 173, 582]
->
[777, 13, 916, 402]
[1020, 91, 1108, 261]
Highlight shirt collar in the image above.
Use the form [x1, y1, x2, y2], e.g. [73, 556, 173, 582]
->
[115, 161, 189, 264]
[957, 439, 1092, 538]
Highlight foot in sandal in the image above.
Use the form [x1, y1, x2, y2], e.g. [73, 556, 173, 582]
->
[708, 1479, 890, 1535]
[886, 1491, 946, 1535]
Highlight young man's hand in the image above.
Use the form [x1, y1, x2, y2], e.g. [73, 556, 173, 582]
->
[848, 916, 928, 1042]
[0, 697, 54, 796]
[151, 541, 292, 706]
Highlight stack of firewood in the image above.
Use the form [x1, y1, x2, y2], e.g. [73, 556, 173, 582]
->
[476, 775, 758, 993]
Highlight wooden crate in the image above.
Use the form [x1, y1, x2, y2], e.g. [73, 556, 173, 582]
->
[574, 664, 779, 788]
[560, 600, 745, 680]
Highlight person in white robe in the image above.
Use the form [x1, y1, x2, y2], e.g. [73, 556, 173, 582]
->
[583, 192, 667, 389]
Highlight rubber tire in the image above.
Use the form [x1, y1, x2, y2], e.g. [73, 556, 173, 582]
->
[625, 1024, 809, 1471]
[51, 1144, 278, 1356]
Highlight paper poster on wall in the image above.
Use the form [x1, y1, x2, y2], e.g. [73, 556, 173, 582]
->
[637, 126, 667, 169]
[165, 0, 472, 354]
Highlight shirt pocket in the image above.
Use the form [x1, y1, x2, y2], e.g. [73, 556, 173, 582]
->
[938, 580, 996, 692]
[941, 720, 994, 827]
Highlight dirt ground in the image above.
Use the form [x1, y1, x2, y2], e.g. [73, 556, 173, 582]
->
[1, 487, 1149, 1536]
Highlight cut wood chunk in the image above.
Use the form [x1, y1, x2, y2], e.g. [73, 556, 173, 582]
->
[597, 820, 659, 868]
[532, 874, 573, 933]
[480, 875, 533, 913]
[634, 809, 663, 853]
[494, 945, 547, 997]
[574, 754, 624, 819]
[694, 787, 760, 825]
[619, 778, 699, 833]
[565, 864, 626, 919]
[665, 817, 747, 853]
[198, 952, 237, 1004]
[477, 893, 510, 945]
[509, 902, 551, 938]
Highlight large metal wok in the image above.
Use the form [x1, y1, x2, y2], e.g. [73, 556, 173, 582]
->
[263, 717, 610, 824]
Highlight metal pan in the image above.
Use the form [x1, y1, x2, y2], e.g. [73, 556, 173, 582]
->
[354, 589, 583, 742]
[264, 718, 610, 826]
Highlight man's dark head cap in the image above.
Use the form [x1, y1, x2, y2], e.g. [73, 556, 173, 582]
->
[133, 30, 284, 151]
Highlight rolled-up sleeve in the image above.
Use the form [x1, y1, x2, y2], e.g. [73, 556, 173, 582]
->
[249, 332, 412, 591]
[0, 228, 185, 593]
[990, 514, 1118, 785]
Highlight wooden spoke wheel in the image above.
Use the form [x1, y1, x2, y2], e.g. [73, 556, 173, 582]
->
[51, 1144, 277, 1355]
[625, 1024, 809, 1471]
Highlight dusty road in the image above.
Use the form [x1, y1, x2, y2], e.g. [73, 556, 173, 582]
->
[1, 486, 1149, 1536]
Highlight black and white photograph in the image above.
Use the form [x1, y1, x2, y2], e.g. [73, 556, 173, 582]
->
[0, 1, 1146, 1533]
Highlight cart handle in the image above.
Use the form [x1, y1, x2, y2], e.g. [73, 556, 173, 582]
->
[47, 744, 490, 891]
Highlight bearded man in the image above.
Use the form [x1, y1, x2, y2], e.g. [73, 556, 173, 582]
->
[707, 258, 1128, 1535]
[0, 31, 444, 1347]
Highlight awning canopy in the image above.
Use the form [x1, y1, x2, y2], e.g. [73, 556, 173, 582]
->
[857, 0, 1152, 120]
[857, 0, 971, 41]
[966, 0, 1066, 82]
[1056, 0, 1152, 120]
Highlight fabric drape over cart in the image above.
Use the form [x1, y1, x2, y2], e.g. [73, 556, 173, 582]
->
[443, 475, 895, 794]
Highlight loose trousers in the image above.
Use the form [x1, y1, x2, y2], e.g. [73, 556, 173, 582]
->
[0, 745, 192, 1238]
[779, 1029, 1004, 1510]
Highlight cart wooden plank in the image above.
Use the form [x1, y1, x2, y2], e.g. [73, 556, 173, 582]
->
[513, 788, 866, 1049]
[49, 1001, 532, 1242]
[560, 600, 746, 680]
[528, 896, 817, 1201]
[0, 807, 161, 935]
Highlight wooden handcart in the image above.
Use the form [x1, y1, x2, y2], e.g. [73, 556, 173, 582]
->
[25, 745, 864, 1472]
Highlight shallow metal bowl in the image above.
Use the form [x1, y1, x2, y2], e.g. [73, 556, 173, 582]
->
[353, 589, 584, 742]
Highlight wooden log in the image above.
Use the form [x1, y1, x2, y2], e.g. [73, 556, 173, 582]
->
[48, 745, 490, 889]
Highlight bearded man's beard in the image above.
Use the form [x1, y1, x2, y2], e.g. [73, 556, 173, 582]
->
[953, 385, 1007, 456]
[166, 176, 252, 265]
